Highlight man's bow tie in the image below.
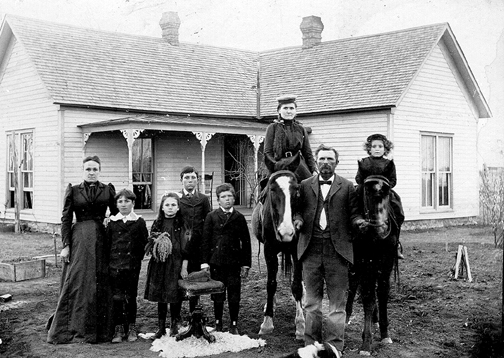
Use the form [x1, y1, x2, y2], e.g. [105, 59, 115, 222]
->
[319, 180, 332, 186]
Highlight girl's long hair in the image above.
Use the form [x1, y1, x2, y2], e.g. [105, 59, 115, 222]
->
[151, 192, 183, 232]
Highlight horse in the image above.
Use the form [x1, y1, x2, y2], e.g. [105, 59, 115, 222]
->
[252, 169, 305, 340]
[345, 175, 400, 356]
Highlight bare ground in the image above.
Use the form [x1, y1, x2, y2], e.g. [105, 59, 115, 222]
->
[0, 225, 502, 357]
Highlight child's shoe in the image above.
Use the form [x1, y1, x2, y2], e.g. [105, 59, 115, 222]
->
[112, 325, 125, 343]
[154, 319, 166, 339]
[169, 318, 179, 337]
[229, 321, 239, 335]
[215, 320, 223, 332]
[127, 324, 138, 342]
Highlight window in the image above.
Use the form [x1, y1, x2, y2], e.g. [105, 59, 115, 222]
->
[421, 133, 452, 210]
[6, 131, 34, 210]
[132, 138, 152, 210]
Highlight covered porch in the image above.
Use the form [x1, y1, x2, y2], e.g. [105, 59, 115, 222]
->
[78, 114, 268, 220]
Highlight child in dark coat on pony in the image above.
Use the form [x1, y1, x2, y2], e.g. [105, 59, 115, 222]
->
[356, 133, 405, 258]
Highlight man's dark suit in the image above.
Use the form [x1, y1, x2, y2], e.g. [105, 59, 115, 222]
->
[295, 173, 362, 350]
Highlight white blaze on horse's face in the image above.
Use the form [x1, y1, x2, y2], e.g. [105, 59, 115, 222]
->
[275, 176, 295, 242]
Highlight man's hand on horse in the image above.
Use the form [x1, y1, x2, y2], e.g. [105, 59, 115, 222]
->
[240, 266, 250, 279]
[294, 219, 303, 231]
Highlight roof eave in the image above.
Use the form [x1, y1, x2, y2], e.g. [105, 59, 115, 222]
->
[441, 25, 492, 118]
[56, 102, 261, 121]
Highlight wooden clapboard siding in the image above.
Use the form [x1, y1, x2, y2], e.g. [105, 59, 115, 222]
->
[302, 112, 389, 180]
[394, 43, 478, 221]
[0, 37, 61, 224]
[154, 132, 224, 210]
[84, 131, 129, 189]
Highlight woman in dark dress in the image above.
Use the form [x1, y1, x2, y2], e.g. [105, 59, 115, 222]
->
[263, 95, 317, 182]
[144, 192, 185, 338]
[47, 155, 118, 344]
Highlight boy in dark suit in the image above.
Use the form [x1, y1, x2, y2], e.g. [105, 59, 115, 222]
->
[106, 189, 148, 343]
[201, 183, 252, 335]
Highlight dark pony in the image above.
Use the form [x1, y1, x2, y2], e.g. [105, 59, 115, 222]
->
[346, 175, 400, 355]
[252, 170, 305, 339]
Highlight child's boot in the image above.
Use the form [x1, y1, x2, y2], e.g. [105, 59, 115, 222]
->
[112, 325, 125, 343]
[169, 318, 179, 336]
[214, 301, 224, 332]
[154, 302, 167, 339]
[127, 324, 138, 342]
[229, 321, 239, 335]
[228, 302, 240, 335]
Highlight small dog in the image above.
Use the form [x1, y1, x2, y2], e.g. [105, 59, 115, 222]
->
[282, 341, 341, 358]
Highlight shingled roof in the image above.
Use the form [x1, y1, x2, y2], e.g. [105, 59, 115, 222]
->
[4, 14, 259, 118]
[258, 23, 447, 116]
[2, 15, 488, 119]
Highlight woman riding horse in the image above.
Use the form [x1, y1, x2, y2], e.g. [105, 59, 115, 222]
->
[263, 94, 317, 183]
[255, 95, 316, 338]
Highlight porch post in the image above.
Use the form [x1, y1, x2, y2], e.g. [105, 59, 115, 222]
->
[248, 134, 265, 202]
[192, 131, 214, 194]
[121, 129, 144, 190]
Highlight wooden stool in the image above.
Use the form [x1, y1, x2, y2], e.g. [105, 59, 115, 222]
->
[176, 278, 225, 343]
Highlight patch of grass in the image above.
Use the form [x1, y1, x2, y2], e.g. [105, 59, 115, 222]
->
[0, 232, 58, 262]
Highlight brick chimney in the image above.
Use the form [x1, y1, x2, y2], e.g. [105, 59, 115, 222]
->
[159, 11, 181, 46]
[300, 16, 324, 48]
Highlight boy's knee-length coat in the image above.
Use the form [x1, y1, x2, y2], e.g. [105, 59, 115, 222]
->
[201, 209, 252, 268]
[294, 174, 363, 265]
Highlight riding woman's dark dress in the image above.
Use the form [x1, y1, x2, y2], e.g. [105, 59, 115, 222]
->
[47, 181, 117, 344]
[263, 118, 317, 181]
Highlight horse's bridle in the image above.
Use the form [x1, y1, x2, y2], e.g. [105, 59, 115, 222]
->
[363, 175, 392, 238]
[266, 171, 298, 243]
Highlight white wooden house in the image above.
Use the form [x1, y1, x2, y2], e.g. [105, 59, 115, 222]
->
[0, 13, 490, 231]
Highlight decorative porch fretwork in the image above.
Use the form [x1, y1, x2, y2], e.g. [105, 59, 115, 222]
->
[120, 129, 144, 189]
[192, 131, 215, 197]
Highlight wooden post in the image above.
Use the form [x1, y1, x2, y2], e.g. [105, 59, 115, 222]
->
[453, 244, 472, 282]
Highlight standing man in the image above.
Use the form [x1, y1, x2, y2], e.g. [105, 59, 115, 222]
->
[294, 144, 366, 354]
[178, 166, 211, 312]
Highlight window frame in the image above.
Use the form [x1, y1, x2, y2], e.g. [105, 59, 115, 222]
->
[6, 130, 34, 211]
[131, 137, 154, 211]
[420, 132, 453, 212]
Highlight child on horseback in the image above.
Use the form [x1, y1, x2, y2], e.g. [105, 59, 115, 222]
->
[356, 133, 405, 258]
[201, 183, 251, 335]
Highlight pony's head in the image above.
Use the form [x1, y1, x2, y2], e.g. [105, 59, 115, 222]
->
[267, 170, 298, 242]
[363, 175, 391, 238]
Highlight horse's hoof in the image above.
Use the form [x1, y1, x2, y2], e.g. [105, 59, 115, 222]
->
[359, 351, 371, 356]
[381, 337, 393, 344]
[258, 316, 274, 335]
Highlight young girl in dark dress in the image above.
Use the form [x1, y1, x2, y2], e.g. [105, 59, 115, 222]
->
[356, 134, 405, 258]
[144, 192, 185, 338]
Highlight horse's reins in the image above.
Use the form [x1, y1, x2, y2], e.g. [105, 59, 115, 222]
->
[363, 177, 392, 238]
